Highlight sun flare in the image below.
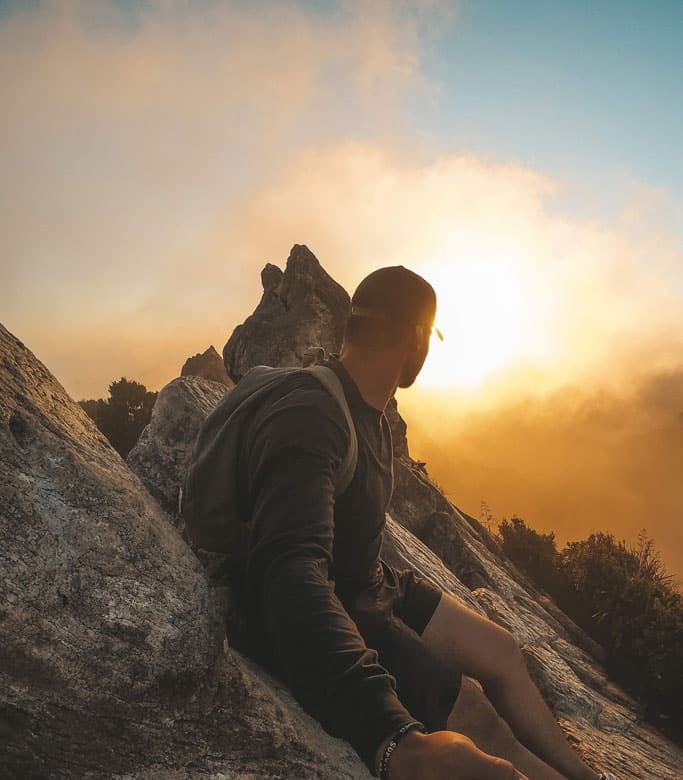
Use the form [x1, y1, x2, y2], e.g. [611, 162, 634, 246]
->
[415, 246, 555, 390]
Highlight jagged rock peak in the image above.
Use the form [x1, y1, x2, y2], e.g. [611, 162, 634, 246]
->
[223, 244, 350, 382]
[261, 262, 283, 291]
[181, 345, 233, 387]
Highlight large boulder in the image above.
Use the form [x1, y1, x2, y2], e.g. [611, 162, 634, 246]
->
[126, 375, 229, 518]
[223, 244, 350, 382]
[0, 322, 371, 779]
[181, 345, 233, 387]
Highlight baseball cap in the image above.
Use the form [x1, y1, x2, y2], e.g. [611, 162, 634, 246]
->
[350, 266, 443, 341]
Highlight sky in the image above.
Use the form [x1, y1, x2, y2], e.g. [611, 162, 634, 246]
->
[1, 1, 682, 574]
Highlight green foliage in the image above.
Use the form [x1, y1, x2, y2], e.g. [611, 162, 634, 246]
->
[496, 516, 683, 743]
[498, 516, 562, 595]
[79, 377, 158, 458]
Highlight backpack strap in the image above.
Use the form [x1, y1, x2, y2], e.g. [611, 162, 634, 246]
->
[304, 364, 358, 497]
[217, 359, 358, 496]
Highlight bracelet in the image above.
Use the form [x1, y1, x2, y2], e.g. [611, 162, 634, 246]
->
[378, 721, 426, 780]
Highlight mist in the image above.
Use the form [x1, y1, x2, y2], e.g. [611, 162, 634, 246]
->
[399, 367, 683, 582]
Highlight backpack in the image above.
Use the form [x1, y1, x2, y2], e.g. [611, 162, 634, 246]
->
[180, 361, 358, 568]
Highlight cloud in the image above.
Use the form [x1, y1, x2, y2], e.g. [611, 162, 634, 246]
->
[211, 142, 683, 397]
[1, 0, 443, 367]
[401, 366, 683, 582]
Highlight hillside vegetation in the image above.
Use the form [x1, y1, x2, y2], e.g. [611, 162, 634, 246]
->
[498, 517, 682, 744]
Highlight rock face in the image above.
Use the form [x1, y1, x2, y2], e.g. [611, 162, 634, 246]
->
[126, 375, 228, 518]
[3, 244, 683, 779]
[223, 244, 350, 382]
[181, 345, 233, 387]
[0, 322, 371, 779]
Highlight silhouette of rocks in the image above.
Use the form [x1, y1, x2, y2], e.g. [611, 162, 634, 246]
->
[223, 244, 350, 382]
[181, 345, 233, 387]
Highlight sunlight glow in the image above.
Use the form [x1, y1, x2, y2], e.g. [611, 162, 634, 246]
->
[416, 244, 555, 390]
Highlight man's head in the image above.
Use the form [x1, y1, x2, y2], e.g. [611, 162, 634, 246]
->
[342, 266, 440, 388]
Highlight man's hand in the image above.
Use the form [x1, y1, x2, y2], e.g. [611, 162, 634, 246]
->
[379, 729, 530, 780]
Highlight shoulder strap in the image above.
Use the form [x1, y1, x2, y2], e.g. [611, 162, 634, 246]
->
[304, 364, 358, 496]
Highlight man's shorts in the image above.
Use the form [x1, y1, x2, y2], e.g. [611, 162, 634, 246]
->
[342, 560, 463, 733]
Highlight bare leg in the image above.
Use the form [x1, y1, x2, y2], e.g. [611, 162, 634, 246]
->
[449, 675, 568, 779]
[421, 592, 598, 780]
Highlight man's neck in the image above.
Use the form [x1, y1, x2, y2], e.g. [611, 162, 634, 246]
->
[338, 347, 402, 412]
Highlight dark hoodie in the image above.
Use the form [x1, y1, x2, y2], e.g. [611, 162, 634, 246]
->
[239, 354, 417, 772]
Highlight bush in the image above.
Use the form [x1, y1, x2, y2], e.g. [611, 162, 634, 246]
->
[498, 516, 562, 595]
[496, 517, 682, 743]
[79, 377, 158, 458]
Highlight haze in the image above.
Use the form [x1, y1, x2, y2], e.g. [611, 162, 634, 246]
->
[2, 2, 681, 578]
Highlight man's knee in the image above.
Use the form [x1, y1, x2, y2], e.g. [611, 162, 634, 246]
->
[483, 626, 525, 686]
[448, 677, 516, 751]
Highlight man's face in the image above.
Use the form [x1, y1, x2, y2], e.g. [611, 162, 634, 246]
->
[397, 325, 431, 389]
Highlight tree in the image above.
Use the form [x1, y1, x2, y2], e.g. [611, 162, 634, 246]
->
[79, 377, 158, 458]
[497, 516, 561, 595]
[497, 516, 683, 744]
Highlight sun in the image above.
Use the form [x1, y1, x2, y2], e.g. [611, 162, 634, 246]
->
[415, 247, 554, 390]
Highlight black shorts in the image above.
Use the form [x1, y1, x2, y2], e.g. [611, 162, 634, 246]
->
[342, 561, 462, 733]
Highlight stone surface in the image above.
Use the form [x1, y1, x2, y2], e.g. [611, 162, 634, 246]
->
[0, 322, 371, 779]
[181, 345, 233, 387]
[126, 375, 229, 518]
[223, 244, 350, 382]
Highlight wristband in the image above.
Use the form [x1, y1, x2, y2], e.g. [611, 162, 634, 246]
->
[378, 721, 426, 780]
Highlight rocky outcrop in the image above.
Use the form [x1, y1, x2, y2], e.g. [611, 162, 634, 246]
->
[223, 244, 350, 382]
[0, 322, 370, 779]
[181, 345, 233, 387]
[126, 375, 228, 518]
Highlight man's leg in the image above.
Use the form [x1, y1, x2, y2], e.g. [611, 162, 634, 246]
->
[448, 675, 567, 779]
[421, 592, 599, 780]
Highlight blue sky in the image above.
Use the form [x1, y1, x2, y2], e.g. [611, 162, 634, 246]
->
[414, 0, 682, 224]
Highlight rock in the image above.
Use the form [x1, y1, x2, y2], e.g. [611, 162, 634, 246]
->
[126, 375, 229, 519]
[181, 345, 233, 387]
[0, 322, 371, 779]
[223, 244, 350, 382]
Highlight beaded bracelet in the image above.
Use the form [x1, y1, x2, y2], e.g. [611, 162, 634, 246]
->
[378, 721, 426, 780]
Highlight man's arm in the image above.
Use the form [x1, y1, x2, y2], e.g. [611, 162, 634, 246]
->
[243, 382, 416, 772]
[243, 381, 529, 779]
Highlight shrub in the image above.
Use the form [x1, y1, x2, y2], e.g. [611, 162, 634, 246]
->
[79, 377, 158, 458]
[496, 517, 682, 743]
[498, 516, 562, 595]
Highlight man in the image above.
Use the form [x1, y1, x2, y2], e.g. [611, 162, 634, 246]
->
[239, 267, 614, 780]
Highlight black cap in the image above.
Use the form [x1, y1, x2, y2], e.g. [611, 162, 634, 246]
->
[350, 266, 443, 340]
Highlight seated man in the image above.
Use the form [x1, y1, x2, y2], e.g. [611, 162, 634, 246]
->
[239, 266, 614, 780]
